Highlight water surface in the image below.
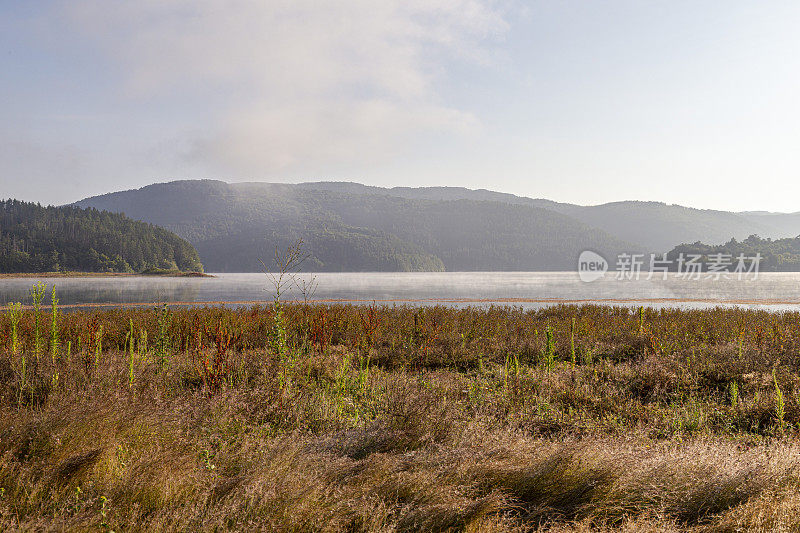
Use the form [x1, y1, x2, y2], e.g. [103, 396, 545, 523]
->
[2, 272, 800, 310]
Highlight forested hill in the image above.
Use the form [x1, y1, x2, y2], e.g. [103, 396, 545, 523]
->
[75, 180, 632, 272]
[297, 182, 785, 251]
[667, 235, 800, 272]
[0, 199, 203, 273]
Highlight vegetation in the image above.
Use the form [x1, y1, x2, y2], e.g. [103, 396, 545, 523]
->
[77, 181, 800, 270]
[668, 234, 800, 271]
[301, 182, 790, 252]
[75, 180, 632, 272]
[5, 291, 800, 529]
[0, 199, 203, 273]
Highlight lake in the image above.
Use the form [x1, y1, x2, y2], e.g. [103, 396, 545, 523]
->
[3, 272, 800, 310]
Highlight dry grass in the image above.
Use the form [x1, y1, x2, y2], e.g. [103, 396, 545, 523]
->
[2, 301, 800, 530]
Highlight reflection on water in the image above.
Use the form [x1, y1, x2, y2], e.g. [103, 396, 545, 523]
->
[0, 276, 204, 306]
[2, 272, 800, 310]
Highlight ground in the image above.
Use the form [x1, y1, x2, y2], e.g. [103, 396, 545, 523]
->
[1, 302, 799, 531]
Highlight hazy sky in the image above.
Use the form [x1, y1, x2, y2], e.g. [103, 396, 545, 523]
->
[2, 1, 800, 211]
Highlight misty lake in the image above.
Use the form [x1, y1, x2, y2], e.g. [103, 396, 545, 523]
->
[3, 272, 800, 310]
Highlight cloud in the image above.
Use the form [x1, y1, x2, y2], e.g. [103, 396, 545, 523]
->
[61, 0, 508, 176]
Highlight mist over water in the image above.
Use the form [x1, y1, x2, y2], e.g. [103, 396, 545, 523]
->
[2, 273, 800, 311]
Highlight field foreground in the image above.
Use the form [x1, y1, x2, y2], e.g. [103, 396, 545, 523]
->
[3, 301, 800, 531]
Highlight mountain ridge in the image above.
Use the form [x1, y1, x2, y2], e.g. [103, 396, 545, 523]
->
[75, 180, 633, 272]
[74, 179, 800, 272]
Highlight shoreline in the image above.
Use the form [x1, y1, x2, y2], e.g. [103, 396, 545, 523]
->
[0, 271, 212, 279]
[6, 295, 800, 311]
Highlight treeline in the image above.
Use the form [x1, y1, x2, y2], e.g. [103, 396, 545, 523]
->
[667, 234, 800, 271]
[0, 199, 203, 273]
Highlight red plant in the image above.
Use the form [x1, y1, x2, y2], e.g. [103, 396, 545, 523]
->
[198, 320, 240, 395]
[358, 302, 381, 352]
[310, 308, 332, 351]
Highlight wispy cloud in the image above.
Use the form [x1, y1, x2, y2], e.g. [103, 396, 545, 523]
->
[61, 0, 509, 176]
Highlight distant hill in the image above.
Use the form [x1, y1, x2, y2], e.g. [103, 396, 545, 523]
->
[0, 199, 203, 273]
[76, 180, 632, 272]
[554, 201, 778, 252]
[737, 212, 800, 239]
[295, 181, 568, 211]
[75, 179, 800, 272]
[297, 182, 788, 251]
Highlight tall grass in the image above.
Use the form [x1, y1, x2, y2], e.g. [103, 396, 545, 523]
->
[775, 368, 786, 433]
[5, 299, 800, 529]
[155, 304, 171, 367]
[6, 302, 21, 357]
[49, 285, 59, 362]
[29, 281, 46, 361]
[127, 318, 135, 389]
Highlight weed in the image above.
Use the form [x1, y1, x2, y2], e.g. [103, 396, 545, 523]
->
[199, 320, 238, 395]
[200, 449, 216, 471]
[544, 326, 555, 371]
[49, 285, 59, 362]
[570, 316, 576, 366]
[730, 380, 739, 407]
[30, 281, 47, 361]
[581, 344, 594, 366]
[7, 302, 21, 357]
[738, 330, 744, 359]
[99, 495, 112, 532]
[138, 328, 147, 358]
[17, 350, 26, 408]
[638, 305, 645, 334]
[155, 304, 171, 367]
[774, 369, 786, 433]
[128, 319, 135, 389]
[357, 351, 370, 392]
[94, 325, 103, 371]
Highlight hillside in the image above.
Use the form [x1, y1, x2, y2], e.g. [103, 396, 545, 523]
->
[0, 199, 203, 273]
[556, 201, 777, 252]
[76, 179, 800, 272]
[295, 181, 568, 211]
[75, 180, 632, 272]
[738, 211, 800, 239]
[302, 193, 628, 271]
[297, 182, 789, 251]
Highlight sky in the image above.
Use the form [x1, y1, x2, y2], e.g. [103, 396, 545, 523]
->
[2, 1, 800, 212]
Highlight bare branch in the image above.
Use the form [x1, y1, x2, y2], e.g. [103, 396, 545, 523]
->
[260, 239, 310, 301]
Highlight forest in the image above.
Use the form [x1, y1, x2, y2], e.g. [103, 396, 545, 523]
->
[75, 180, 632, 271]
[667, 234, 800, 271]
[77, 180, 800, 272]
[0, 199, 203, 273]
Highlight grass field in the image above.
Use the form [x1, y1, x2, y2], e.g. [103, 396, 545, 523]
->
[3, 290, 800, 531]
